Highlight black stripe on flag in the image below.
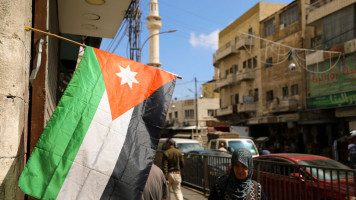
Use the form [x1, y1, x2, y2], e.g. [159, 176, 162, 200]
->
[100, 79, 176, 200]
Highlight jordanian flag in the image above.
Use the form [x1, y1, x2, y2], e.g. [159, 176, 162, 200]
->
[18, 47, 176, 199]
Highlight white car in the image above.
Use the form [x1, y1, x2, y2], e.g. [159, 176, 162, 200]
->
[157, 138, 203, 153]
[207, 138, 259, 157]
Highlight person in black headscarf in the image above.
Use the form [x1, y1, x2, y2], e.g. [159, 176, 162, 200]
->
[209, 148, 267, 200]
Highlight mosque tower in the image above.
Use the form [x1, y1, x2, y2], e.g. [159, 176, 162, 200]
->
[146, 0, 162, 68]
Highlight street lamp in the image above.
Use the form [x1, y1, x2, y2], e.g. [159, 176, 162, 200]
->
[138, 29, 177, 62]
[188, 77, 198, 138]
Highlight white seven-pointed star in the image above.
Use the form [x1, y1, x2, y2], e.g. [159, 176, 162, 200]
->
[115, 65, 139, 89]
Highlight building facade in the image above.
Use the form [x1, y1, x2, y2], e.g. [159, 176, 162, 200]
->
[212, 3, 288, 126]
[212, 0, 356, 159]
[0, 0, 132, 199]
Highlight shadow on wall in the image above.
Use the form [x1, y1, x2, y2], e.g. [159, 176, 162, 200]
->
[0, 129, 26, 200]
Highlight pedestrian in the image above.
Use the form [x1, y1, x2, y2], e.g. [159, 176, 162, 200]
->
[209, 148, 267, 200]
[163, 139, 184, 200]
[142, 164, 168, 200]
[348, 140, 356, 169]
[219, 142, 228, 152]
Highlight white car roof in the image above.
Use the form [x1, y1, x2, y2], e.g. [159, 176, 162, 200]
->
[159, 138, 200, 144]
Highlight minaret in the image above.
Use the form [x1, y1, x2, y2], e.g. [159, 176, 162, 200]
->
[146, 0, 162, 68]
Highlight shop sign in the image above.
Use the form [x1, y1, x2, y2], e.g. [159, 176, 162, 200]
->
[306, 90, 356, 109]
[308, 53, 356, 97]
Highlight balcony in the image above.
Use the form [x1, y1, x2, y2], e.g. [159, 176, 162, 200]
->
[307, 0, 355, 24]
[214, 69, 255, 91]
[236, 37, 254, 50]
[213, 45, 240, 65]
[237, 68, 255, 81]
[214, 74, 239, 91]
[268, 97, 298, 113]
[238, 102, 257, 113]
[215, 105, 237, 117]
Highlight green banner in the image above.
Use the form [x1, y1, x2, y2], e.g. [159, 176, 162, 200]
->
[308, 53, 356, 97]
[306, 90, 356, 109]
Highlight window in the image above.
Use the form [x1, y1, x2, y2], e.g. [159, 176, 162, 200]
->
[264, 18, 275, 37]
[235, 36, 239, 44]
[208, 109, 214, 116]
[291, 84, 299, 96]
[254, 88, 259, 102]
[243, 61, 247, 69]
[282, 86, 289, 98]
[225, 41, 231, 48]
[185, 109, 194, 119]
[174, 111, 178, 118]
[249, 90, 253, 96]
[266, 90, 274, 102]
[169, 113, 172, 120]
[230, 67, 233, 73]
[235, 94, 239, 104]
[248, 28, 253, 37]
[280, 5, 298, 27]
[248, 59, 252, 69]
[234, 64, 238, 73]
[253, 56, 257, 68]
[225, 69, 229, 77]
[210, 141, 217, 149]
[265, 57, 273, 68]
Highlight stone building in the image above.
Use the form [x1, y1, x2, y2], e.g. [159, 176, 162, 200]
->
[212, 2, 288, 127]
[304, 0, 356, 159]
[212, 0, 356, 158]
[0, 0, 132, 199]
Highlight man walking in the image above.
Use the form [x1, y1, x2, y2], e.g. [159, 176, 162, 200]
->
[162, 139, 184, 200]
[142, 164, 168, 200]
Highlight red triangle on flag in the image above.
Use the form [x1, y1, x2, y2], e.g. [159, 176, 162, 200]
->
[93, 48, 176, 121]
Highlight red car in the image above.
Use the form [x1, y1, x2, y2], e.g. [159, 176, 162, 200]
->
[253, 153, 356, 200]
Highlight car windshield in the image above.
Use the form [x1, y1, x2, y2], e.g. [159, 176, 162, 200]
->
[228, 141, 258, 155]
[298, 159, 354, 181]
[177, 143, 203, 153]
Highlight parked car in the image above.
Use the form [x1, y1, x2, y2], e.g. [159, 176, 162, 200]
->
[254, 153, 356, 200]
[207, 138, 259, 157]
[153, 138, 203, 171]
[157, 138, 203, 153]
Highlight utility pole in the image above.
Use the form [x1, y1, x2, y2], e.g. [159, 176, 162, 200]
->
[127, 0, 141, 61]
[195, 77, 198, 137]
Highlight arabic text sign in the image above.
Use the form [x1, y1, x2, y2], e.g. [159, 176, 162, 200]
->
[308, 53, 356, 97]
[306, 90, 356, 109]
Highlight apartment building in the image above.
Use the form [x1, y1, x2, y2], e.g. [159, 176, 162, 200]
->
[213, 0, 356, 157]
[254, 0, 307, 146]
[212, 2, 288, 124]
[304, 0, 356, 154]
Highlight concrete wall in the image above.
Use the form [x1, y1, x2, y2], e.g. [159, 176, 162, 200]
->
[0, 0, 32, 199]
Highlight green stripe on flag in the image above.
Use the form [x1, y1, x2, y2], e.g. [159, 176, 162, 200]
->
[19, 47, 106, 199]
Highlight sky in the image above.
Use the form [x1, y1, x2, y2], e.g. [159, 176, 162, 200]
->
[100, 0, 294, 101]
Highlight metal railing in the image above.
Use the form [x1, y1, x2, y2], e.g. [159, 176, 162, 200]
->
[153, 152, 356, 199]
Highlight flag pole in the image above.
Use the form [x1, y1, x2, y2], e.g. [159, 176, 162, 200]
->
[24, 26, 87, 48]
[24, 26, 183, 79]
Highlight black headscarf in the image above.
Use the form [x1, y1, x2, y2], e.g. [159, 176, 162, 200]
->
[217, 148, 253, 199]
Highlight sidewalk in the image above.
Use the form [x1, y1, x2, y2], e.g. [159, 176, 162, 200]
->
[181, 185, 207, 200]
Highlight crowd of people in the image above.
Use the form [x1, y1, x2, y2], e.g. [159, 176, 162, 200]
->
[143, 139, 267, 200]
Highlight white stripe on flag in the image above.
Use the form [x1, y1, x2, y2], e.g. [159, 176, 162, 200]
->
[57, 90, 134, 200]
